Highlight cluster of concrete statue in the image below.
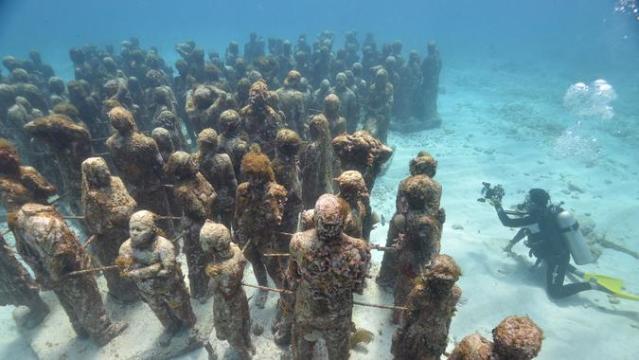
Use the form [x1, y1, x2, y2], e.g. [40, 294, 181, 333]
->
[0, 31, 543, 359]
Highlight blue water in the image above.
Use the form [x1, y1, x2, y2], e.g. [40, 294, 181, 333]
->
[1, 1, 638, 359]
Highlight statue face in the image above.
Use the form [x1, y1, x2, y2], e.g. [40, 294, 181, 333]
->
[129, 212, 156, 248]
[316, 216, 343, 240]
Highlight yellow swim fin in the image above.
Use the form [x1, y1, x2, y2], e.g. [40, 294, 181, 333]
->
[583, 273, 639, 301]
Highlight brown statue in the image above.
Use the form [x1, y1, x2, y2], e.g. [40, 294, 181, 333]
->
[165, 151, 216, 301]
[80, 157, 139, 303]
[332, 130, 392, 192]
[299, 114, 334, 209]
[323, 93, 347, 138]
[392, 254, 461, 360]
[378, 151, 444, 289]
[335, 170, 372, 241]
[0, 233, 49, 328]
[234, 147, 287, 308]
[240, 80, 284, 158]
[105, 106, 173, 232]
[288, 194, 370, 360]
[117, 210, 196, 346]
[275, 71, 306, 136]
[185, 84, 234, 134]
[196, 128, 237, 228]
[449, 316, 544, 360]
[14, 203, 127, 346]
[217, 109, 249, 182]
[330, 72, 359, 133]
[272, 129, 303, 234]
[392, 175, 443, 320]
[24, 114, 91, 214]
[200, 220, 255, 360]
[364, 68, 394, 142]
[0, 138, 56, 226]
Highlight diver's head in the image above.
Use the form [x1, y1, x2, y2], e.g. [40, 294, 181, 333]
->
[526, 188, 550, 212]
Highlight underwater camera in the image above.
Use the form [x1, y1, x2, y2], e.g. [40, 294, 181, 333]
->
[477, 182, 505, 204]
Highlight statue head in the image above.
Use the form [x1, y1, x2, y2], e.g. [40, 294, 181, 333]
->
[314, 194, 348, 241]
[200, 219, 232, 259]
[108, 106, 136, 134]
[81, 157, 111, 188]
[129, 210, 157, 248]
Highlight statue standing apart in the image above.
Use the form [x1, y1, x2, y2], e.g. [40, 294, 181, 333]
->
[299, 114, 334, 209]
[14, 203, 127, 346]
[117, 210, 196, 347]
[420, 41, 442, 129]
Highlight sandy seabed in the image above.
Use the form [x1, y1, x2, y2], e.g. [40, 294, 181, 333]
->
[1, 58, 638, 360]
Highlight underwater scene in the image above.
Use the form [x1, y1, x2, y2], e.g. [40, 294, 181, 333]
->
[1, 0, 638, 359]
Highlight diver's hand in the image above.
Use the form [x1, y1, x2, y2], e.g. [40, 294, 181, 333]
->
[503, 242, 514, 254]
[489, 198, 501, 208]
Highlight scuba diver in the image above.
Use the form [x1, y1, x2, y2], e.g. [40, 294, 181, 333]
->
[488, 187, 600, 299]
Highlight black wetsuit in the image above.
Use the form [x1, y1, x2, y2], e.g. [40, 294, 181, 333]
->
[496, 205, 592, 299]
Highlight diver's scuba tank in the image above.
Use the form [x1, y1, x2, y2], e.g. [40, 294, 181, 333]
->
[556, 210, 594, 265]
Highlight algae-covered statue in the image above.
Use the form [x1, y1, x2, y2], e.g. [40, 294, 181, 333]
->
[200, 220, 255, 360]
[196, 128, 237, 228]
[0, 138, 56, 225]
[117, 210, 196, 346]
[332, 130, 392, 192]
[364, 68, 394, 142]
[217, 109, 249, 182]
[378, 151, 444, 289]
[275, 71, 306, 135]
[288, 194, 370, 360]
[323, 93, 347, 138]
[0, 232, 50, 329]
[24, 114, 91, 215]
[331, 72, 359, 133]
[272, 129, 303, 235]
[392, 254, 461, 360]
[234, 147, 287, 308]
[81, 157, 139, 303]
[14, 203, 127, 346]
[165, 151, 216, 301]
[391, 175, 443, 320]
[335, 170, 372, 241]
[240, 80, 284, 158]
[448, 316, 544, 360]
[106, 107, 173, 228]
[420, 41, 442, 129]
[299, 114, 334, 209]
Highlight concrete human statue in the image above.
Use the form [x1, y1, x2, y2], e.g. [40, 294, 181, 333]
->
[288, 194, 371, 360]
[275, 70, 306, 135]
[234, 147, 288, 308]
[165, 151, 217, 301]
[240, 80, 284, 158]
[364, 68, 394, 142]
[323, 93, 347, 137]
[335, 170, 372, 241]
[0, 233, 50, 329]
[117, 210, 196, 347]
[106, 106, 174, 234]
[217, 109, 249, 182]
[392, 254, 461, 360]
[23, 113, 91, 215]
[420, 41, 442, 128]
[196, 128, 237, 228]
[448, 316, 544, 360]
[331, 72, 359, 133]
[200, 220, 255, 360]
[81, 157, 139, 303]
[299, 114, 334, 210]
[378, 151, 444, 288]
[14, 203, 127, 346]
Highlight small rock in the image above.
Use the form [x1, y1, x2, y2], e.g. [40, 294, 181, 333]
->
[452, 224, 464, 230]
[608, 296, 621, 305]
